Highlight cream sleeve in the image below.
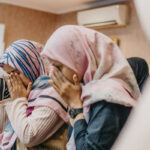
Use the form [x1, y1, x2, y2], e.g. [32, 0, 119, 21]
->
[5, 97, 64, 147]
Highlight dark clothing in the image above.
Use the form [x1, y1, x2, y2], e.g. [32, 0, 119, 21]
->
[68, 57, 149, 150]
[127, 57, 149, 91]
[68, 101, 131, 150]
[0, 78, 10, 100]
[11, 142, 16, 150]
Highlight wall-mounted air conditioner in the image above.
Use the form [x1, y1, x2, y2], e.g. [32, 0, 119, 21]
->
[77, 4, 129, 29]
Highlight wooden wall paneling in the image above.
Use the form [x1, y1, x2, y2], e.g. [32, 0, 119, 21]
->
[0, 4, 57, 48]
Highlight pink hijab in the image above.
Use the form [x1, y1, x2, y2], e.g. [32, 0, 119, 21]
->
[41, 25, 140, 149]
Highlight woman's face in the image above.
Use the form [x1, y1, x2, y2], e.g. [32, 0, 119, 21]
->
[48, 59, 82, 83]
[2, 64, 31, 86]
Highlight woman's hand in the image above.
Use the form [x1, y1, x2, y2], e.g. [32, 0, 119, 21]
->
[49, 68, 82, 108]
[4, 73, 32, 100]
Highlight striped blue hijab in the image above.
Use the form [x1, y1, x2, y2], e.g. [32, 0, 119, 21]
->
[0, 40, 44, 82]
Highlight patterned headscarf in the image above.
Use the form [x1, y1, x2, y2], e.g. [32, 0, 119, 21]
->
[0, 39, 44, 82]
[41, 25, 140, 106]
[0, 40, 44, 150]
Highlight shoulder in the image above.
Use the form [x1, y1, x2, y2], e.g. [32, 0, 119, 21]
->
[89, 101, 131, 126]
[90, 101, 117, 115]
[90, 100, 131, 115]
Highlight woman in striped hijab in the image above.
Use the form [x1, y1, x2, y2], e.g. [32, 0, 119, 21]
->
[0, 40, 68, 150]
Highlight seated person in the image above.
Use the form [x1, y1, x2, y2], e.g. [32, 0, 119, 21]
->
[41, 25, 141, 150]
[0, 40, 68, 150]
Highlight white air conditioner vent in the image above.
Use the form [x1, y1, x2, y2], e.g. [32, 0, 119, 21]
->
[77, 4, 129, 29]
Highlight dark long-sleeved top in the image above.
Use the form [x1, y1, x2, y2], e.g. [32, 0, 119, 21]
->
[68, 101, 131, 150]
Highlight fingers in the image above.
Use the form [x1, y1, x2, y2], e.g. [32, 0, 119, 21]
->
[27, 82, 32, 96]
[73, 74, 80, 86]
[4, 72, 31, 99]
[10, 73, 17, 87]
[51, 71, 61, 89]
[50, 70, 67, 97]
[15, 73, 23, 85]
[26, 82, 32, 97]
[10, 73, 24, 90]
[52, 67, 65, 82]
[53, 70, 63, 83]
[50, 68, 67, 89]
[3, 75, 13, 90]
[49, 80, 60, 95]
[55, 70, 65, 82]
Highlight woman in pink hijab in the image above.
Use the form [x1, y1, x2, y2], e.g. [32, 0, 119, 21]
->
[41, 25, 140, 150]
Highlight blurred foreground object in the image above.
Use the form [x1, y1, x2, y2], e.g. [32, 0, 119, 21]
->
[112, 79, 150, 150]
[134, 0, 150, 41]
[111, 1, 150, 149]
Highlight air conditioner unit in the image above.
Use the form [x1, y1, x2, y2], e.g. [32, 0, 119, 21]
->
[77, 4, 129, 29]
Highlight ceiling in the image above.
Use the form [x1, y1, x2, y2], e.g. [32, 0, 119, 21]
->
[0, 0, 106, 14]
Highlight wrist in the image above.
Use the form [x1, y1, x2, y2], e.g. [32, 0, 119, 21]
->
[70, 99, 83, 108]
[74, 113, 84, 121]
[71, 113, 85, 127]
